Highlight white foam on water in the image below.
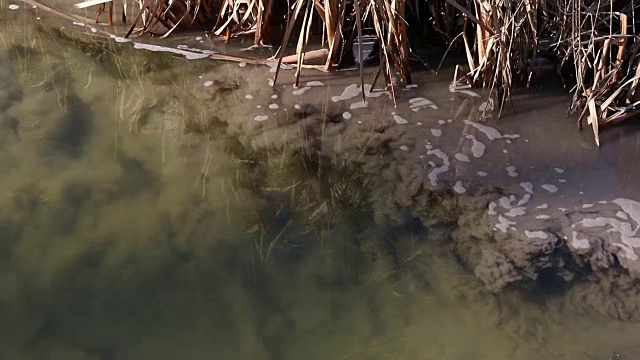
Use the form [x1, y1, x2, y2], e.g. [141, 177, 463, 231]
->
[479, 102, 491, 111]
[559, 179, 567, 183]
[520, 182, 534, 194]
[488, 202, 498, 215]
[294, 104, 301, 110]
[503, 149, 509, 153]
[409, 97, 438, 111]
[477, 171, 488, 177]
[454, 153, 470, 162]
[496, 216, 516, 233]
[447, 119, 453, 123]
[357, 121, 362, 124]
[245, 94, 253, 99]
[268, 79, 274, 86]
[111, 36, 132, 43]
[498, 196, 513, 209]
[535, 215, 551, 220]
[464, 135, 486, 158]
[256, 105, 261, 108]
[350, 101, 368, 110]
[582, 204, 593, 208]
[9, 4, 19, 10]
[254, 115, 269, 122]
[400, 145, 410, 151]
[431, 129, 442, 137]
[332, 84, 364, 102]
[506, 140, 512, 144]
[525, 230, 548, 239]
[72, 21, 85, 26]
[506, 166, 518, 177]
[426, 149, 450, 186]
[90, 28, 98, 33]
[449, 83, 481, 97]
[505, 207, 527, 217]
[393, 114, 408, 124]
[203, 81, 214, 87]
[428, 161, 436, 167]
[271, 94, 278, 99]
[554, 168, 565, 174]
[342, 112, 352, 120]
[517, 194, 532, 206]
[463, 120, 502, 140]
[536, 204, 549, 209]
[425, 144, 433, 150]
[132, 42, 211, 59]
[239, 62, 247, 67]
[306, 81, 324, 87]
[417, 122, 422, 126]
[453, 181, 466, 194]
[463, 120, 519, 141]
[293, 87, 311, 95]
[542, 184, 558, 193]
[269, 104, 279, 110]
[613, 198, 640, 229]
[617, 211, 630, 220]
[570, 231, 590, 249]
[577, 216, 640, 260]
[438, 120, 446, 125]
[332, 84, 389, 102]
[196, 36, 203, 41]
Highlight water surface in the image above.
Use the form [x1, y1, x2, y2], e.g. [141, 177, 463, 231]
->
[2, 6, 640, 360]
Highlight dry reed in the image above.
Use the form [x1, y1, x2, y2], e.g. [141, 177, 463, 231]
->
[117, 0, 639, 144]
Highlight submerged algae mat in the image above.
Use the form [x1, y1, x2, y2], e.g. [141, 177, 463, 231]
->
[4, 8, 640, 360]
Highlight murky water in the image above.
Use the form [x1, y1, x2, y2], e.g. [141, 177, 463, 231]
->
[3, 5, 640, 360]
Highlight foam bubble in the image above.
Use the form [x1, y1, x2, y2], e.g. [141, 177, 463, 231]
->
[453, 181, 466, 194]
[393, 114, 408, 124]
[520, 182, 534, 194]
[293, 87, 310, 95]
[525, 230, 548, 239]
[465, 135, 486, 158]
[454, 153, 470, 162]
[426, 149, 450, 186]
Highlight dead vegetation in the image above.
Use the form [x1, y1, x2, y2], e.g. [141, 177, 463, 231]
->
[70, 0, 640, 144]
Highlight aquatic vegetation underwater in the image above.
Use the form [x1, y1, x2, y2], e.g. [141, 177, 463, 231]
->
[2, 12, 640, 360]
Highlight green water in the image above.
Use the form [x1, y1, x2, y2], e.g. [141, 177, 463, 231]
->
[2, 8, 640, 360]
